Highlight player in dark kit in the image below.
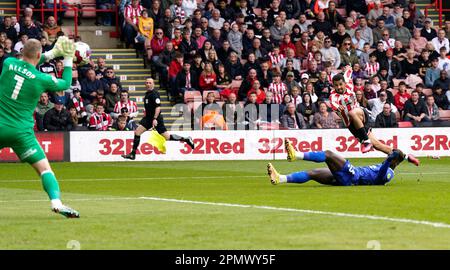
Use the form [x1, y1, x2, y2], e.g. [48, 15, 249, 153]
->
[268, 139, 406, 186]
[122, 78, 195, 160]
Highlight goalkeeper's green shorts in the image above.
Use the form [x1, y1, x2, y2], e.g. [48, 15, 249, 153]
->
[0, 125, 46, 164]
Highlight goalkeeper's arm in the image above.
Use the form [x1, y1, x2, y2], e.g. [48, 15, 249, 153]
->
[39, 36, 72, 64]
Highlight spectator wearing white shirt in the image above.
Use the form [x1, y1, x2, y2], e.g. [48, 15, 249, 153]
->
[209, 9, 225, 30]
[437, 47, 450, 72]
[431, 29, 450, 54]
[320, 37, 341, 69]
[368, 90, 398, 123]
[182, 0, 197, 18]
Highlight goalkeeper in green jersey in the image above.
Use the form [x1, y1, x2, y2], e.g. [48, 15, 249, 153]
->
[0, 37, 80, 218]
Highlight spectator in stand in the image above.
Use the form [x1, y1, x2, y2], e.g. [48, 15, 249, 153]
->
[168, 52, 184, 102]
[81, 69, 104, 104]
[243, 92, 260, 130]
[222, 92, 243, 130]
[113, 91, 138, 119]
[425, 57, 441, 88]
[89, 103, 112, 131]
[315, 71, 332, 101]
[372, 19, 388, 45]
[209, 9, 225, 30]
[123, 0, 144, 48]
[368, 90, 398, 123]
[96, 0, 116, 26]
[312, 12, 333, 37]
[355, 90, 369, 108]
[269, 16, 289, 43]
[147, 0, 163, 29]
[296, 92, 315, 127]
[433, 70, 450, 92]
[258, 61, 273, 89]
[390, 17, 412, 47]
[247, 80, 266, 104]
[182, 0, 197, 18]
[198, 62, 217, 91]
[425, 42, 440, 61]
[36, 92, 54, 120]
[14, 33, 28, 53]
[378, 80, 395, 104]
[314, 101, 339, 129]
[154, 41, 176, 90]
[135, 9, 154, 45]
[402, 10, 415, 33]
[210, 29, 223, 51]
[433, 85, 450, 110]
[198, 40, 214, 62]
[284, 72, 301, 94]
[394, 81, 411, 116]
[424, 95, 440, 122]
[418, 49, 432, 78]
[175, 61, 198, 102]
[409, 28, 428, 56]
[101, 68, 122, 93]
[268, 72, 288, 104]
[225, 52, 244, 80]
[216, 63, 232, 92]
[431, 29, 450, 54]
[43, 16, 61, 45]
[421, 18, 437, 41]
[295, 32, 314, 61]
[331, 23, 350, 49]
[0, 16, 18, 44]
[437, 47, 450, 72]
[190, 53, 204, 76]
[94, 58, 107, 79]
[403, 90, 429, 125]
[344, 0, 367, 17]
[44, 0, 66, 25]
[401, 50, 420, 78]
[375, 103, 398, 128]
[356, 17, 373, 47]
[281, 103, 306, 129]
[147, 28, 169, 71]
[340, 38, 359, 67]
[179, 29, 198, 62]
[365, 54, 380, 78]
[105, 83, 120, 114]
[320, 37, 340, 69]
[110, 115, 131, 131]
[43, 100, 73, 131]
[238, 68, 258, 101]
[363, 81, 377, 100]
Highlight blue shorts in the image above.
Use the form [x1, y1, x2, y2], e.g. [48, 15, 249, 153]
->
[332, 160, 357, 186]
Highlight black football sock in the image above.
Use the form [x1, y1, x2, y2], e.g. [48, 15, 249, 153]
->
[132, 135, 141, 153]
[169, 134, 186, 142]
[355, 127, 369, 143]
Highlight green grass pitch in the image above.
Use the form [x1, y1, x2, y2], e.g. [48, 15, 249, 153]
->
[1, 158, 450, 250]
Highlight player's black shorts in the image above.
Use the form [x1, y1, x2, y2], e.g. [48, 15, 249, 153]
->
[348, 108, 371, 140]
[139, 117, 167, 134]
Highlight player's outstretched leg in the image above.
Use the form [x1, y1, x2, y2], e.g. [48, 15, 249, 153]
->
[267, 163, 335, 185]
[285, 139, 327, 163]
[33, 159, 79, 218]
[122, 125, 147, 160]
[162, 132, 195, 149]
[368, 133, 420, 166]
[348, 108, 373, 153]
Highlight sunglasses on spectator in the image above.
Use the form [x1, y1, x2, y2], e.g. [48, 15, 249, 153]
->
[156, 32, 163, 34]
[383, 34, 389, 36]
[344, 43, 351, 45]
[325, 40, 332, 43]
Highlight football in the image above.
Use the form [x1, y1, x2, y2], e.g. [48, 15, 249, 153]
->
[74, 41, 91, 66]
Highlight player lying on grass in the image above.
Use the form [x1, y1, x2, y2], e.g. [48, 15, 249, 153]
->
[267, 139, 405, 186]
[0, 37, 79, 218]
[330, 67, 419, 166]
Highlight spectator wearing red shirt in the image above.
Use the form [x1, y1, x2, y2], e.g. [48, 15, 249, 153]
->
[394, 81, 411, 116]
[147, 28, 169, 63]
[169, 52, 184, 87]
[247, 80, 266, 104]
[171, 28, 183, 51]
[88, 103, 112, 131]
[198, 62, 217, 91]
[279, 34, 296, 56]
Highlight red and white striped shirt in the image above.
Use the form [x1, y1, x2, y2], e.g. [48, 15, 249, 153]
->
[268, 82, 287, 104]
[329, 67, 358, 127]
[114, 100, 138, 118]
[89, 112, 112, 131]
[365, 62, 380, 77]
[173, 5, 186, 21]
[268, 52, 285, 67]
[124, 4, 144, 25]
[290, 95, 302, 107]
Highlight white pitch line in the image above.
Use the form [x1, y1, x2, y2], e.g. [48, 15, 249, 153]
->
[139, 196, 450, 229]
[0, 195, 449, 229]
[0, 172, 449, 183]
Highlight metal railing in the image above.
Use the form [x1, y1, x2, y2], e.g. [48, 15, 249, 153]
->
[424, 0, 447, 28]
[5, 0, 120, 38]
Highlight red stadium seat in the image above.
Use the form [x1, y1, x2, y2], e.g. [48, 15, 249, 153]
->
[422, 88, 433, 96]
[231, 80, 242, 89]
[398, 121, 413, 128]
[336, 8, 347, 17]
[80, 0, 96, 18]
[395, 111, 401, 121]
[439, 110, 450, 121]
[184, 90, 202, 103]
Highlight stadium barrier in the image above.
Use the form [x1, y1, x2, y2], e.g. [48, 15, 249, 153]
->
[2, 128, 449, 163]
[69, 128, 450, 162]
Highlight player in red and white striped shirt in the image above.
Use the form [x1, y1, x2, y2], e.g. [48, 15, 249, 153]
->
[113, 91, 139, 119]
[268, 73, 287, 104]
[330, 67, 419, 165]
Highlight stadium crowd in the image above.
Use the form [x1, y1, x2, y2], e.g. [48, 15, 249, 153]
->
[1, 0, 450, 131]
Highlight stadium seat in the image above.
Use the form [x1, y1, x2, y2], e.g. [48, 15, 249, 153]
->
[258, 122, 280, 130]
[398, 121, 413, 128]
[65, 0, 79, 17]
[202, 90, 221, 101]
[81, 0, 96, 18]
[184, 90, 202, 103]
[187, 101, 202, 113]
[336, 8, 347, 17]
[231, 80, 242, 89]
[439, 110, 450, 121]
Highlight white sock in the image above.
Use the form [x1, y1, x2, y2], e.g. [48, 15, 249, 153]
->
[279, 175, 287, 183]
[51, 199, 63, 209]
[295, 152, 304, 160]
